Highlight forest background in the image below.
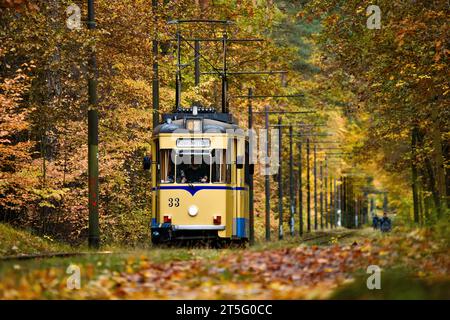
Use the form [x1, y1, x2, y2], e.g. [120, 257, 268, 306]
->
[0, 0, 448, 245]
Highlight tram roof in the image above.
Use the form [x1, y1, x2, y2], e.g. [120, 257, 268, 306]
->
[153, 117, 241, 135]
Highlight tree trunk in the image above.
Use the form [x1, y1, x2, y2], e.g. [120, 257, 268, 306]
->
[430, 107, 447, 217]
[411, 126, 420, 223]
[424, 153, 440, 216]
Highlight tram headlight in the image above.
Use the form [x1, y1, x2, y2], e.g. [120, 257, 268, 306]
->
[188, 205, 199, 217]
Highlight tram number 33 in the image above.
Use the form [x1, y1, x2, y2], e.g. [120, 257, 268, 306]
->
[168, 198, 180, 207]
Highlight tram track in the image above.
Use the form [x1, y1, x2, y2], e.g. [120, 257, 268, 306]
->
[0, 231, 356, 262]
[300, 230, 355, 245]
[0, 251, 114, 262]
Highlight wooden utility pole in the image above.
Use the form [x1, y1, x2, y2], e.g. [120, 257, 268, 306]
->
[247, 88, 254, 245]
[324, 160, 328, 228]
[342, 176, 347, 228]
[278, 117, 283, 240]
[175, 29, 181, 109]
[411, 126, 420, 223]
[319, 163, 324, 229]
[221, 32, 228, 113]
[298, 142, 303, 236]
[289, 125, 295, 236]
[333, 177, 337, 228]
[87, 0, 99, 249]
[152, 0, 159, 128]
[313, 144, 318, 230]
[194, 40, 200, 86]
[264, 105, 271, 241]
[306, 138, 311, 232]
[328, 174, 335, 228]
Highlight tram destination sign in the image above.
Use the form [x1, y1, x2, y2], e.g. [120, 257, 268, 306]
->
[176, 138, 211, 148]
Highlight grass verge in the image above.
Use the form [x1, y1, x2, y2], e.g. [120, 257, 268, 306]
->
[0, 223, 71, 258]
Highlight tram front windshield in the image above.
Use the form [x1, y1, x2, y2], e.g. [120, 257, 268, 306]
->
[159, 149, 228, 184]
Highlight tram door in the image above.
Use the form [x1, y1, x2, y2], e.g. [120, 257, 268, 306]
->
[233, 135, 246, 238]
[151, 140, 159, 223]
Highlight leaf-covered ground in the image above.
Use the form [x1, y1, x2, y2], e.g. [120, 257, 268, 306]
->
[0, 223, 71, 258]
[0, 227, 449, 299]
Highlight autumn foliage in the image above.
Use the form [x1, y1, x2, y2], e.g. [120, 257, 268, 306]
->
[0, 0, 448, 246]
[0, 1, 299, 244]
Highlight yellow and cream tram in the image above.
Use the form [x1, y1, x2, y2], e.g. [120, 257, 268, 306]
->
[144, 107, 253, 245]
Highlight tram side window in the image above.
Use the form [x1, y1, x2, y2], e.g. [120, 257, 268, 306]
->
[211, 149, 230, 183]
[160, 149, 175, 183]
